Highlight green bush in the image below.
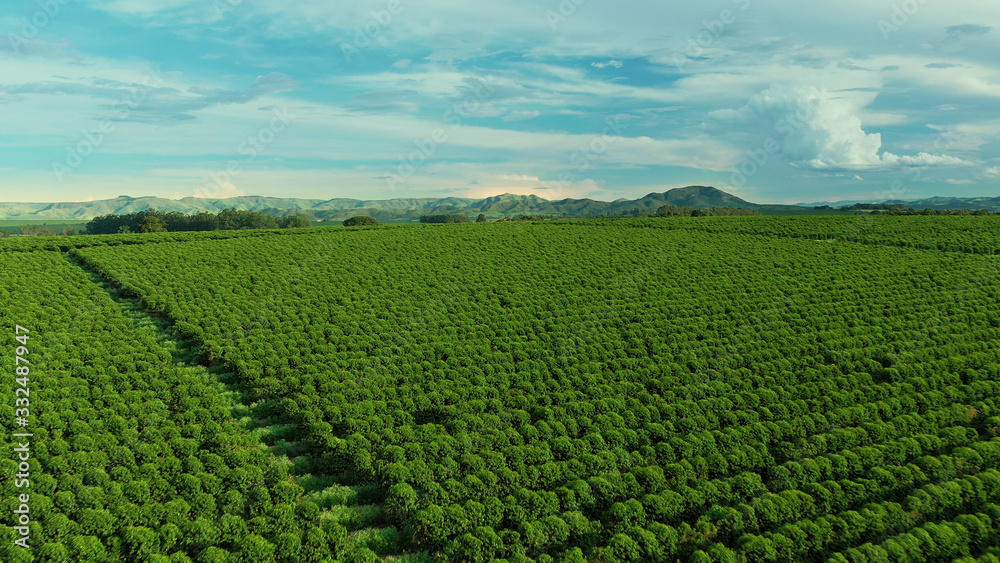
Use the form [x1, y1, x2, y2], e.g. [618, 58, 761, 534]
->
[343, 216, 379, 226]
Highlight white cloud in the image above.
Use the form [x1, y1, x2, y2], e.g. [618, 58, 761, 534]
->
[86, 0, 196, 14]
[732, 84, 967, 170]
[392, 59, 411, 69]
[502, 110, 541, 122]
[945, 119, 1000, 137]
[0, 36, 79, 59]
[592, 60, 624, 69]
[985, 166, 1000, 178]
[880, 153, 966, 167]
[857, 111, 912, 126]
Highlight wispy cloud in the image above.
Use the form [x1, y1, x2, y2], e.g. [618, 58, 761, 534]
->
[591, 60, 624, 69]
[947, 24, 993, 40]
[503, 110, 541, 122]
[1, 1, 998, 202]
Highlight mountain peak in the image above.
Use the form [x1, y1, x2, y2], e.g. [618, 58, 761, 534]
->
[657, 186, 754, 208]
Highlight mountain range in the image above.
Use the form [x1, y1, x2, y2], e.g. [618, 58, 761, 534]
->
[2, 186, 997, 223]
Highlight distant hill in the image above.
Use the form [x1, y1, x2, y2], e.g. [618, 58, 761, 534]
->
[799, 195, 1000, 211]
[0, 187, 787, 222]
[0, 195, 334, 220]
[656, 186, 756, 208]
[5, 187, 997, 223]
[882, 196, 1000, 211]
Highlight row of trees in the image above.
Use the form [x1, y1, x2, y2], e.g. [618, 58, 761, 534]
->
[2, 224, 79, 237]
[738, 480, 1000, 561]
[420, 214, 471, 224]
[0, 251, 389, 562]
[84, 209, 312, 235]
[584, 206, 761, 218]
[825, 202, 996, 215]
[654, 205, 761, 217]
[583, 215, 1000, 254]
[70, 220, 1000, 560]
[871, 207, 995, 216]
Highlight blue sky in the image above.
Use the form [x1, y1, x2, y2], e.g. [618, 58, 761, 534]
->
[1, 0, 998, 204]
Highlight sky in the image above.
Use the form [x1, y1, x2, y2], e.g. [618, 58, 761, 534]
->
[1, 0, 998, 205]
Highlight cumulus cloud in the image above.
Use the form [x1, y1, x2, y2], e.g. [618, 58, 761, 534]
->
[986, 166, 1000, 178]
[734, 84, 966, 170]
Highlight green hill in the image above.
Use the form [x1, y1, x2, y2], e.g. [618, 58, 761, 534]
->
[0, 186, 784, 222]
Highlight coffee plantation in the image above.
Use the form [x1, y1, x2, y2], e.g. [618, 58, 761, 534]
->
[4, 216, 1000, 561]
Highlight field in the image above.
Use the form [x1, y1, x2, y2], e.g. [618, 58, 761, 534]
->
[3, 216, 1000, 562]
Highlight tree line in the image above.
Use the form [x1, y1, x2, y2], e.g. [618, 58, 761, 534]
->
[84, 209, 313, 235]
[654, 205, 761, 217]
[420, 214, 471, 224]
[816, 202, 996, 215]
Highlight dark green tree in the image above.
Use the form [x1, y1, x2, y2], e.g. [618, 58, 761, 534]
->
[343, 216, 379, 227]
[139, 216, 168, 233]
[280, 215, 312, 228]
[420, 214, 470, 223]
